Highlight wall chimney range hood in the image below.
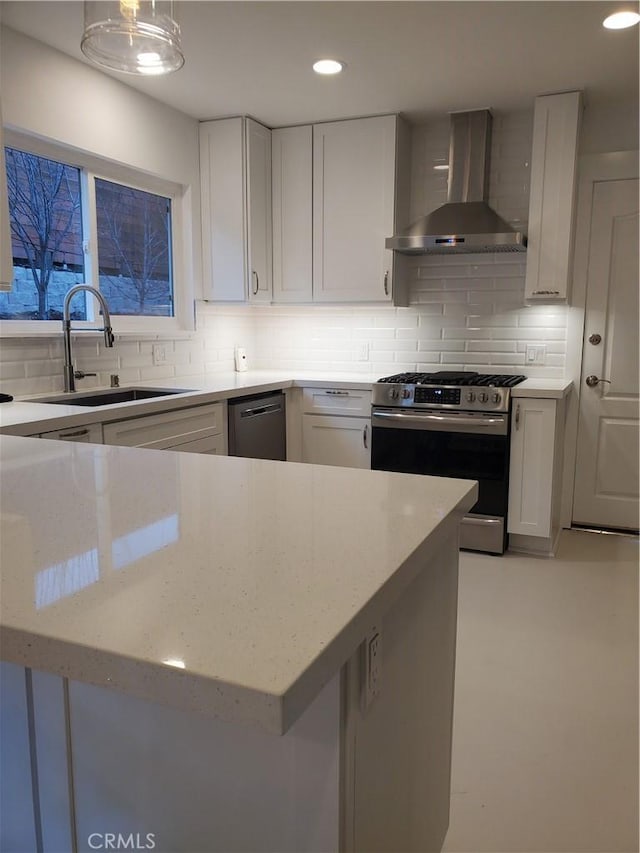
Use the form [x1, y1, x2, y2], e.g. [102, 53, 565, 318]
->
[386, 110, 527, 255]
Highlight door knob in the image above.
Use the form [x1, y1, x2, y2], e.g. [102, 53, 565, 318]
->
[585, 375, 611, 387]
[588, 333, 602, 345]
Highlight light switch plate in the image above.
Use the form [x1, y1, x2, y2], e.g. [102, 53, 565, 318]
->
[526, 344, 546, 364]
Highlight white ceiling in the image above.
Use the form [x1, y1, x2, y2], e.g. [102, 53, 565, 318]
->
[1, 1, 638, 126]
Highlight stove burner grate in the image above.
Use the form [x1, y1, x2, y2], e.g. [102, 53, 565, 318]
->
[377, 371, 527, 388]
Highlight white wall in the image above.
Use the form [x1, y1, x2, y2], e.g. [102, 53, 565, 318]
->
[579, 96, 639, 155]
[1, 27, 198, 187]
[0, 25, 202, 335]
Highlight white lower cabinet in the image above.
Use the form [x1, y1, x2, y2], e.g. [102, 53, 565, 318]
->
[102, 403, 226, 454]
[508, 396, 565, 552]
[300, 386, 372, 469]
[39, 423, 103, 443]
[302, 415, 371, 469]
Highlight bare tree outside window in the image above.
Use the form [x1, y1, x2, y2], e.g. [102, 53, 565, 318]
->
[95, 179, 174, 317]
[0, 148, 85, 320]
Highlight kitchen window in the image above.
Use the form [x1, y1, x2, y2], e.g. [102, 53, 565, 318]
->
[0, 136, 188, 335]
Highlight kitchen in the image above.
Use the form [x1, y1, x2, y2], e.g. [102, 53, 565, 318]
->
[0, 2, 638, 852]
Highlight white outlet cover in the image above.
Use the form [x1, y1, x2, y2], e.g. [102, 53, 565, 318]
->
[152, 344, 167, 365]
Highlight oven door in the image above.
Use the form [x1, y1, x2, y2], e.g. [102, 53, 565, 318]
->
[371, 407, 510, 554]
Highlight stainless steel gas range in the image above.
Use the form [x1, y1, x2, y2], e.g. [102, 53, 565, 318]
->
[371, 371, 527, 554]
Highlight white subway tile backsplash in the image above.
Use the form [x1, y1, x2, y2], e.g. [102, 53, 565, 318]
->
[467, 340, 517, 352]
[518, 312, 568, 328]
[0, 362, 26, 380]
[107, 368, 142, 384]
[467, 313, 519, 327]
[415, 290, 468, 304]
[370, 339, 419, 352]
[139, 364, 177, 381]
[1, 342, 51, 361]
[25, 359, 65, 378]
[443, 327, 492, 339]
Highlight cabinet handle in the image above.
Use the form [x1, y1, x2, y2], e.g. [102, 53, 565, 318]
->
[384, 270, 389, 296]
[325, 390, 349, 396]
[58, 428, 89, 438]
[252, 270, 259, 295]
[531, 290, 560, 296]
[363, 423, 368, 449]
[515, 404, 520, 431]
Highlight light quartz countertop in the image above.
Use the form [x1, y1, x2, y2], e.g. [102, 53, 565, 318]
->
[510, 378, 572, 398]
[0, 434, 476, 734]
[0, 370, 572, 435]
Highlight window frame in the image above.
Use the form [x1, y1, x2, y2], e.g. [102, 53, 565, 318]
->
[0, 131, 191, 337]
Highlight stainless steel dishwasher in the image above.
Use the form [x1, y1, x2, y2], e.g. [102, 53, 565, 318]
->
[227, 391, 286, 460]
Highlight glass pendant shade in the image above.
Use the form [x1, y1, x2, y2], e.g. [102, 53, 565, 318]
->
[81, 1, 184, 75]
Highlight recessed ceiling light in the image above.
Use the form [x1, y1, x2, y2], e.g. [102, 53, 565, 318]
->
[433, 164, 450, 171]
[602, 10, 640, 28]
[313, 59, 345, 75]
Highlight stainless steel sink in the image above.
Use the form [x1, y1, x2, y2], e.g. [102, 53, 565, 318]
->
[28, 387, 195, 407]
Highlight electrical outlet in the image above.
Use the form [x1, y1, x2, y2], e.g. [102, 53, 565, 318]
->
[357, 342, 370, 362]
[362, 628, 382, 710]
[152, 344, 167, 365]
[526, 344, 546, 365]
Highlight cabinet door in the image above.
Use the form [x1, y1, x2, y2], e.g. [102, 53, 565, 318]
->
[525, 91, 582, 302]
[508, 398, 557, 537]
[246, 118, 273, 304]
[302, 415, 371, 469]
[313, 116, 397, 303]
[272, 126, 313, 303]
[40, 423, 103, 443]
[199, 118, 247, 301]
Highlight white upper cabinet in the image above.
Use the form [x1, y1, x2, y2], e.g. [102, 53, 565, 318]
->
[313, 115, 408, 304]
[246, 119, 273, 304]
[272, 125, 313, 303]
[525, 91, 582, 303]
[200, 117, 272, 303]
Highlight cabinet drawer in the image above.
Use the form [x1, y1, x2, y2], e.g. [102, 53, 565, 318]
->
[103, 403, 224, 449]
[301, 387, 372, 417]
[40, 423, 103, 443]
[165, 433, 227, 455]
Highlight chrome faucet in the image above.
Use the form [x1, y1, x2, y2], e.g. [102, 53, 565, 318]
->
[63, 285, 114, 393]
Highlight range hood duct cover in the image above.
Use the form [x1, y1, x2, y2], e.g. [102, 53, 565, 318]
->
[386, 110, 526, 255]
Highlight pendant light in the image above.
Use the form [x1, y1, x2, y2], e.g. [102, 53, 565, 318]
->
[81, 1, 184, 76]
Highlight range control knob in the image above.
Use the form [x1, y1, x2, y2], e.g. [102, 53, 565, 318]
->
[466, 391, 476, 403]
[389, 388, 400, 400]
[401, 388, 412, 399]
[478, 392, 489, 403]
[491, 392, 501, 404]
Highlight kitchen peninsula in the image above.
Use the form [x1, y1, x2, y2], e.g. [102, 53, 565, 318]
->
[0, 432, 476, 853]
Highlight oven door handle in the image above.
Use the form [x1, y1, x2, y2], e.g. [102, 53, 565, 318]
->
[372, 410, 507, 428]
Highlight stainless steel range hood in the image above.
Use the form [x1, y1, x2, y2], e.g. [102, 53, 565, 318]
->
[386, 110, 526, 255]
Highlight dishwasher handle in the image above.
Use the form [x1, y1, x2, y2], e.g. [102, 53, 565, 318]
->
[239, 402, 283, 418]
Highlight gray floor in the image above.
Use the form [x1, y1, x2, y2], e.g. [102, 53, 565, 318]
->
[443, 529, 639, 853]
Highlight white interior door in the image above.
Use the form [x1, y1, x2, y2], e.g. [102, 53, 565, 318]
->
[573, 177, 639, 530]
